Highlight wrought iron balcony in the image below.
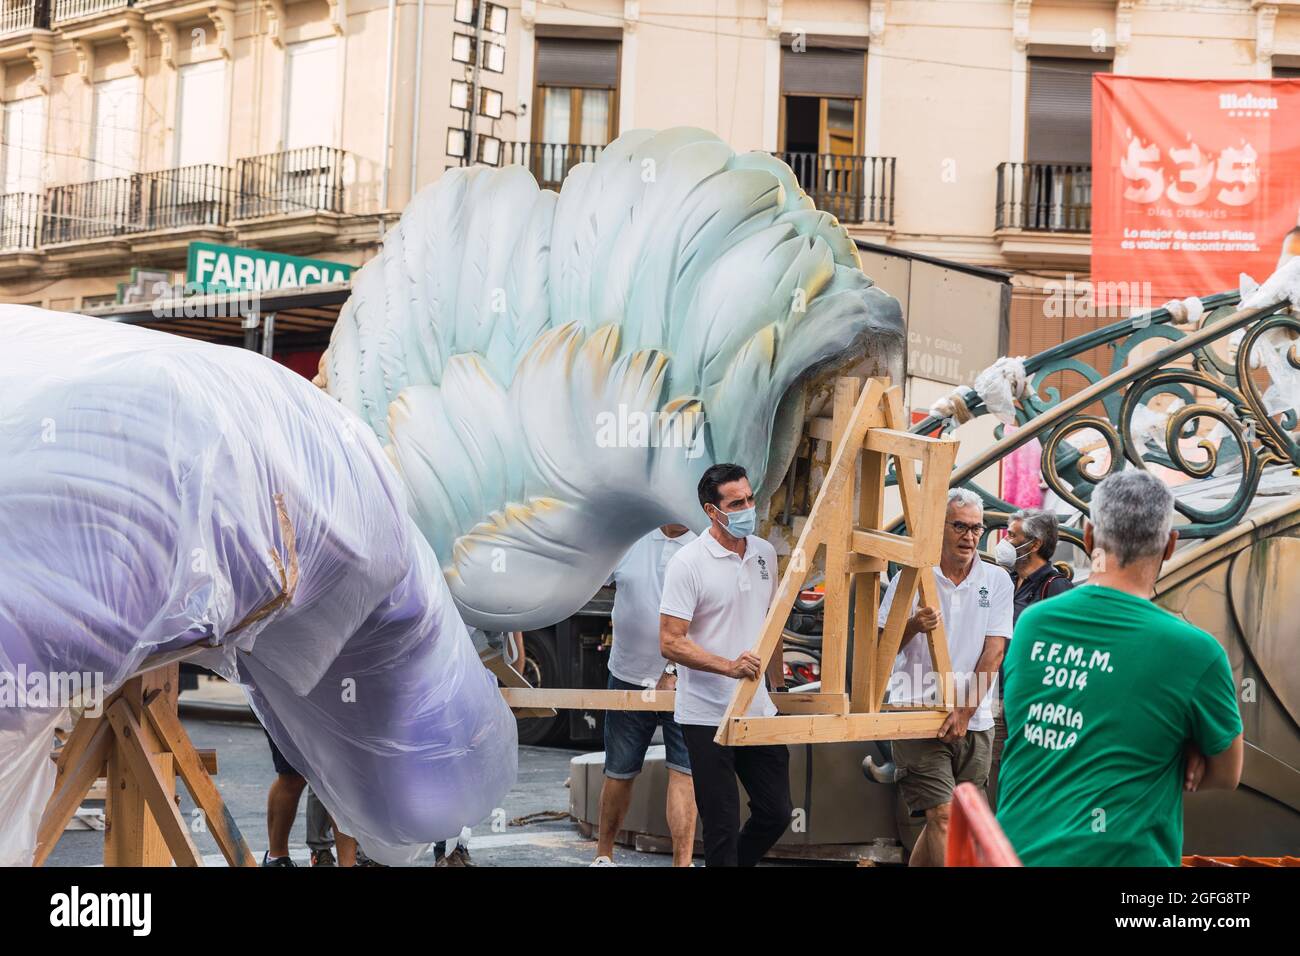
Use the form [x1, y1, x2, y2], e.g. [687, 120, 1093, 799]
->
[996, 161, 1092, 233]
[137, 164, 229, 231]
[500, 141, 604, 192]
[499, 143, 896, 226]
[51, 0, 129, 23]
[774, 152, 896, 226]
[43, 176, 137, 244]
[42, 164, 230, 244]
[0, 0, 48, 37]
[233, 146, 348, 220]
[0, 192, 41, 250]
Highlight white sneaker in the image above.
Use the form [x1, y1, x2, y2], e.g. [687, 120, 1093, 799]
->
[590, 855, 615, 866]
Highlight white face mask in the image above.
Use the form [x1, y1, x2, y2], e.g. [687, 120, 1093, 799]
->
[994, 538, 1035, 569]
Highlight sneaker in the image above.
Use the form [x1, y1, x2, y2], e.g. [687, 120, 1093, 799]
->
[590, 855, 615, 867]
[311, 848, 337, 868]
[262, 852, 296, 867]
[443, 845, 474, 867]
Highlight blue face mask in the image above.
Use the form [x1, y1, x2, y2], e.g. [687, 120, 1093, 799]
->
[713, 505, 757, 539]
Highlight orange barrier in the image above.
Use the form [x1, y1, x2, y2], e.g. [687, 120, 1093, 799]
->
[945, 781, 1022, 867]
[1183, 855, 1300, 867]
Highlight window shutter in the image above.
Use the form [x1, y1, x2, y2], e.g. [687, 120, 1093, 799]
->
[176, 60, 226, 167]
[3, 97, 44, 193]
[1027, 57, 1108, 165]
[781, 48, 864, 97]
[91, 77, 141, 178]
[536, 38, 620, 88]
[285, 38, 339, 149]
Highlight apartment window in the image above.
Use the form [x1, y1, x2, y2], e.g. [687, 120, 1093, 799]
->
[529, 36, 618, 184]
[1274, 64, 1300, 80]
[779, 39, 866, 221]
[2, 95, 44, 193]
[1023, 56, 1108, 231]
[176, 59, 226, 167]
[90, 76, 140, 179]
[284, 37, 339, 150]
[779, 42, 865, 156]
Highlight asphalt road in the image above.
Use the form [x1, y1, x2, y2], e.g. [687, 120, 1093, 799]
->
[45, 716, 678, 868]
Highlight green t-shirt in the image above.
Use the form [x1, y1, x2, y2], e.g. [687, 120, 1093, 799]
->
[996, 584, 1241, 866]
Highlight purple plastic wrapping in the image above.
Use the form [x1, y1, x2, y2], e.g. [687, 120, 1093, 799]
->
[0, 306, 517, 866]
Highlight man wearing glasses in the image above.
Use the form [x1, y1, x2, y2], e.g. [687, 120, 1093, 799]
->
[877, 488, 1013, 866]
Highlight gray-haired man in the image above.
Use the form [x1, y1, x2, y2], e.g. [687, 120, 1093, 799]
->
[997, 470, 1243, 865]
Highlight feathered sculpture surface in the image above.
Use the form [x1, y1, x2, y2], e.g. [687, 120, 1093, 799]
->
[318, 127, 904, 630]
[0, 128, 902, 865]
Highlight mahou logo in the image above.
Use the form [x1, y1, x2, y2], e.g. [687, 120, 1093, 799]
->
[1219, 92, 1279, 116]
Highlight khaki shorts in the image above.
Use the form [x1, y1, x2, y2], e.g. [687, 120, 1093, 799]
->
[893, 729, 993, 815]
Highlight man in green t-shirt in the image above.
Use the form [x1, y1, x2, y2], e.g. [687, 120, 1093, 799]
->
[996, 469, 1243, 866]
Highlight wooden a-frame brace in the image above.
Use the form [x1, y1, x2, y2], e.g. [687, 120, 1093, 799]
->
[713, 377, 959, 745]
[34, 662, 256, 868]
[500, 376, 961, 749]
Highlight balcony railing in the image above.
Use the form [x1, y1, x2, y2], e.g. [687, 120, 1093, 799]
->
[51, 0, 128, 23]
[234, 146, 347, 220]
[500, 143, 897, 225]
[0, 0, 48, 36]
[0, 192, 41, 250]
[138, 164, 229, 231]
[996, 161, 1092, 233]
[501, 141, 604, 191]
[42, 164, 231, 244]
[43, 176, 138, 244]
[775, 152, 895, 225]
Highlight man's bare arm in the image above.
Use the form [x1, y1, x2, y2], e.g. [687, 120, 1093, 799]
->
[1196, 734, 1243, 791]
[660, 613, 759, 680]
[938, 635, 1008, 741]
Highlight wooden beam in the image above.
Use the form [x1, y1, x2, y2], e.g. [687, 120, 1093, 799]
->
[103, 668, 186, 867]
[500, 688, 675, 712]
[851, 410, 888, 713]
[720, 709, 948, 746]
[774, 692, 850, 715]
[33, 717, 114, 867]
[819, 377, 860, 698]
[852, 528, 916, 565]
[916, 569, 955, 710]
[713, 378, 887, 743]
[145, 692, 256, 868]
[872, 566, 920, 710]
[105, 699, 203, 867]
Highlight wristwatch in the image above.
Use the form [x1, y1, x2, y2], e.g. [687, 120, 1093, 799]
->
[663, 663, 677, 676]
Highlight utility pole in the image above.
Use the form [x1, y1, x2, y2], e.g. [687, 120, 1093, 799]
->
[465, 2, 487, 167]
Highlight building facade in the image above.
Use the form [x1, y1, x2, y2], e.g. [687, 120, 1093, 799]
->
[2, 0, 1299, 364]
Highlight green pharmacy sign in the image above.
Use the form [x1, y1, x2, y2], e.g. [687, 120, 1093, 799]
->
[186, 242, 354, 294]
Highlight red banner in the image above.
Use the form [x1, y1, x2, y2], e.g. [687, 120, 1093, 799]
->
[1092, 75, 1300, 304]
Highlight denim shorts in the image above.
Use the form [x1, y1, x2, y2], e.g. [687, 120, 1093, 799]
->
[603, 675, 692, 778]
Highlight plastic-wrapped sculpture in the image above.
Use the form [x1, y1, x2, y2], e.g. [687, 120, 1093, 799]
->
[0, 128, 903, 865]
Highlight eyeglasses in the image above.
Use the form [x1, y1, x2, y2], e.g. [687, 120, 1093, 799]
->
[947, 521, 986, 538]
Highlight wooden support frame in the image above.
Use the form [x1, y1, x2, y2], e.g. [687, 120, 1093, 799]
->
[498, 377, 959, 752]
[713, 377, 959, 746]
[34, 663, 255, 868]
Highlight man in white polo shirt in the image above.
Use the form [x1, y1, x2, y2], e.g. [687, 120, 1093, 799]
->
[878, 487, 1013, 866]
[659, 463, 792, 867]
[591, 524, 698, 867]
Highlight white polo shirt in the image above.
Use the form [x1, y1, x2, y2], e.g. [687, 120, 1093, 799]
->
[608, 528, 696, 687]
[658, 532, 779, 727]
[877, 558, 1014, 732]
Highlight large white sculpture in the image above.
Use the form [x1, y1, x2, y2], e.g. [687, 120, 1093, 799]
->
[0, 128, 903, 866]
[319, 127, 904, 630]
